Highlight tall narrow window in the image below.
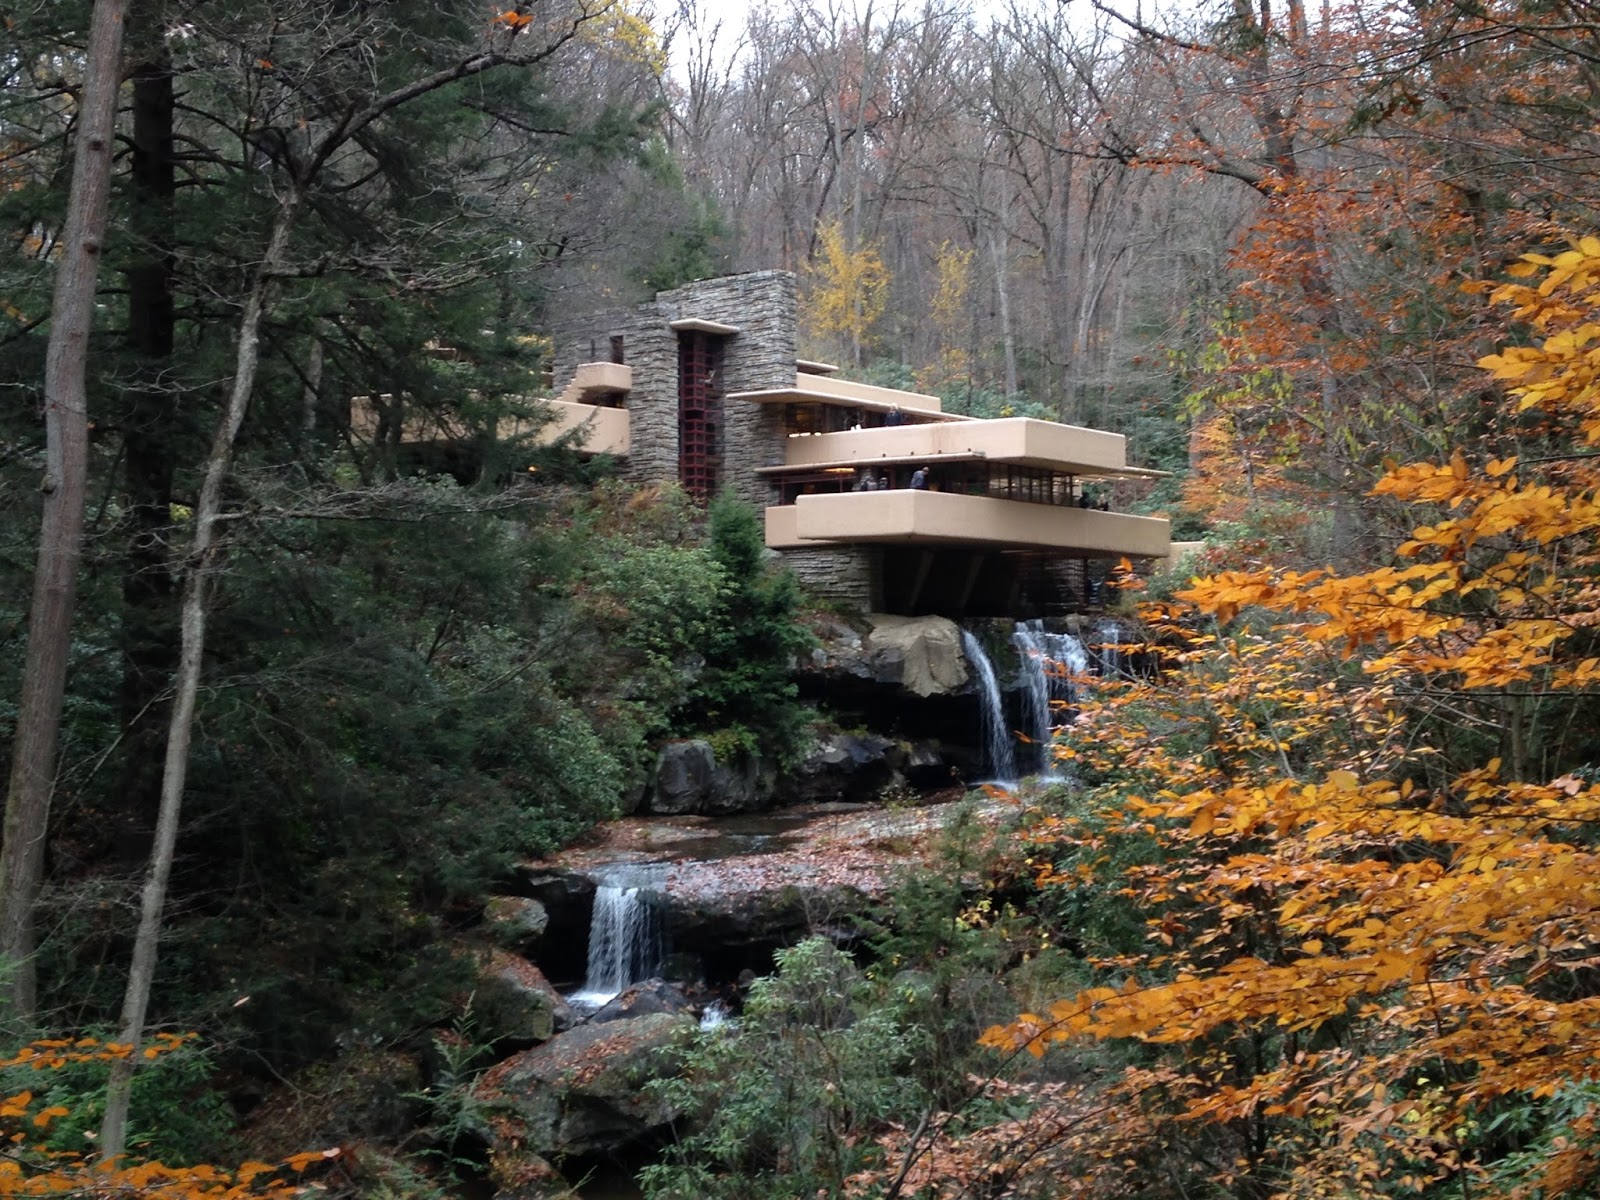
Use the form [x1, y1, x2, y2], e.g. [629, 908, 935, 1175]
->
[678, 331, 724, 502]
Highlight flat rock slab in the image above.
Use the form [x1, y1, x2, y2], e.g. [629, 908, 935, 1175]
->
[527, 796, 1015, 938]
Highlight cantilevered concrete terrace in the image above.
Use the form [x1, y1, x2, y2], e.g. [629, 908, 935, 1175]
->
[350, 361, 632, 456]
[766, 490, 1170, 557]
[739, 372, 1169, 561]
[503, 361, 632, 454]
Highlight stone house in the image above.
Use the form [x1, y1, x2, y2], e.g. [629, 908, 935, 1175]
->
[545, 272, 1170, 616]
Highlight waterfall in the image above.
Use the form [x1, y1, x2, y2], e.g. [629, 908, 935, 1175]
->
[570, 878, 660, 1009]
[1012, 620, 1090, 775]
[1095, 620, 1126, 680]
[960, 629, 1017, 784]
[699, 1000, 731, 1031]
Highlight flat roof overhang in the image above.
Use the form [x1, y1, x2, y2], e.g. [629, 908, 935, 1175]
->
[758, 454, 1167, 481]
[774, 418, 1166, 477]
[765, 491, 1172, 558]
[670, 317, 741, 335]
[731, 385, 970, 422]
[756, 451, 989, 474]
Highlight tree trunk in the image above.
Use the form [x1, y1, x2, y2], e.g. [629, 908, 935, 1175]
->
[990, 225, 1017, 396]
[0, 0, 126, 1028]
[99, 193, 299, 1160]
[115, 41, 179, 866]
[302, 334, 324, 447]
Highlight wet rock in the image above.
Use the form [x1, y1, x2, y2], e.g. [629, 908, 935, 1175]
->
[587, 978, 695, 1025]
[487, 1148, 576, 1200]
[509, 868, 596, 910]
[477, 950, 575, 1042]
[776, 731, 903, 804]
[646, 741, 776, 816]
[477, 1012, 694, 1157]
[660, 878, 869, 955]
[483, 896, 550, 948]
[649, 740, 715, 815]
[503, 871, 595, 976]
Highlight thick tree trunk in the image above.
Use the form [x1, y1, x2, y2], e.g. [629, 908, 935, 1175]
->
[0, 0, 126, 1027]
[100, 195, 299, 1160]
[115, 45, 179, 864]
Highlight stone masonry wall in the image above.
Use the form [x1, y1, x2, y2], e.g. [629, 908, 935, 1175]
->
[781, 545, 883, 611]
[653, 272, 796, 509]
[550, 275, 884, 610]
[549, 300, 676, 487]
[549, 272, 797, 505]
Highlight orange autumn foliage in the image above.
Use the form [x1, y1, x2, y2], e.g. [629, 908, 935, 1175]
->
[979, 241, 1600, 1198]
[0, 1037, 337, 1198]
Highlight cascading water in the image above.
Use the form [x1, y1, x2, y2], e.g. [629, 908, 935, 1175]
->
[1012, 620, 1090, 776]
[699, 1001, 731, 1031]
[569, 873, 661, 1009]
[960, 629, 1017, 784]
[1095, 620, 1126, 680]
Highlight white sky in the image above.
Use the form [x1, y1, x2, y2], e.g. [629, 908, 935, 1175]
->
[658, 0, 1038, 75]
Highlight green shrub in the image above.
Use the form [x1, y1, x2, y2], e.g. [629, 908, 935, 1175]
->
[673, 492, 815, 764]
[640, 938, 930, 1200]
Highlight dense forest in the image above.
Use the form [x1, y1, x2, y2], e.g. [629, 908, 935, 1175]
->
[4, 0, 1600, 1196]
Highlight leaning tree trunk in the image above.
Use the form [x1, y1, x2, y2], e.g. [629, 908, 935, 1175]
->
[0, 0, 127, 1028]
[99, 194, 299, 1160]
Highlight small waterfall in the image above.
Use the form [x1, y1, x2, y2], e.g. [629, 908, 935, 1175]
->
[570, 877, 660, 1009]
[960, 629, 1017, 784]
[1095, 620, 1127, 680]
[699, 1000, 731, 1031]
[1012, 620, 1090, 775]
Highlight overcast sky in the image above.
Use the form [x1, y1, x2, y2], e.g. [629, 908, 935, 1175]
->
[658, 0, 1042, 75]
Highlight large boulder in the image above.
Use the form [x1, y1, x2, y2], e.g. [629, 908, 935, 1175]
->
[476, 950, 575, 1043]
[804, 614, 968, 698]
[866, 615, 969, 697]
[776, 731, 903, 804]
[648, 740, 715, 814]
[483, 896, 550, 949]
[645, 741, 775, 815]
[477, 1011, 694, 1157]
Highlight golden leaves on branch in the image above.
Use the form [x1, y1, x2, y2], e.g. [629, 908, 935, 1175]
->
[0, 1036, 338, 1198]
[982, 239, 1600, 1199]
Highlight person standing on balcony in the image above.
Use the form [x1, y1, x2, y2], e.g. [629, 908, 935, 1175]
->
[886, 406, 906, 426]
[910, 467, 928, 490]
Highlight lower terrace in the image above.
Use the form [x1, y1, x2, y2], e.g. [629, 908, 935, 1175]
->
[766, 488, 1170, 558]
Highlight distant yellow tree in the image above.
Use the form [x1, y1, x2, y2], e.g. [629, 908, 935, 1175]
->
[576, 1, 667, 75]
[803, 221, 888, 367]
